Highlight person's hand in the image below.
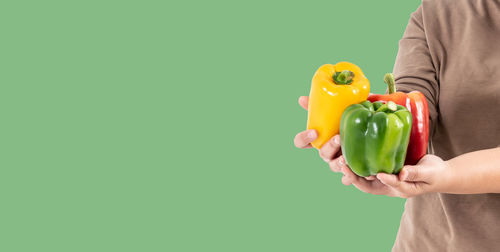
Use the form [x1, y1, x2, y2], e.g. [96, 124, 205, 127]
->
[293, 96, 346, 174]
[340, 154, 450, 198]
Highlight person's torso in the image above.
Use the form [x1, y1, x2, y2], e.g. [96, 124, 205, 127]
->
[394, 0, 500, 251]
[428, 0, 500, 159]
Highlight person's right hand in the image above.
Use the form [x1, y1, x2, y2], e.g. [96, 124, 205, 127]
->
[293, 96, 346, 173]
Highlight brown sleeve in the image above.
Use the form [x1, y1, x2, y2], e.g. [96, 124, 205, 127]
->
[393, 5, 439, 131]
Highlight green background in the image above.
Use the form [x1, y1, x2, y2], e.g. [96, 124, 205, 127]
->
[0, 0, 421, 251]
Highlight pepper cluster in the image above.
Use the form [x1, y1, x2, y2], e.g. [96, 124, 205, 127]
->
[306, 62, 429, 176]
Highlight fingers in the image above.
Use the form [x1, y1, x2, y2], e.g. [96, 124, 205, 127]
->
[319, 135, 341, 162]
[376, 173, 401, 188]
[351, 179, 382, 194]
[294, 129, 317, 148]
[376, 173, 421, 198]
[341, 166, 356, 185]
[398, 165, 430, 182]
[298, 96, 309, 110]
[295, 96, 311, 148]
[343, 167, 387, 194]
[329, 155, 345, 173]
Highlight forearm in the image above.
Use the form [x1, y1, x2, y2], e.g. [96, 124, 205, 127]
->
[443, 147, 500, 194]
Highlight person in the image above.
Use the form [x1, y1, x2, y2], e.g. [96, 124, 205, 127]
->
[294, 0, 500, 251]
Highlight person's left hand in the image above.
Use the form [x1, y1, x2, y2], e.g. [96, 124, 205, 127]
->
[340, 154, 450, 198]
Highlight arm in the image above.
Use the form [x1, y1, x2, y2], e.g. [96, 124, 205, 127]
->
[337, 149, 500, 198]
[443, 147, 500, 194]
[393, 5, 439, 131]
[367, 148, 500, 197]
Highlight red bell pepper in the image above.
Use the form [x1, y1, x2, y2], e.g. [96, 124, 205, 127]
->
[367, 73, 429, 165]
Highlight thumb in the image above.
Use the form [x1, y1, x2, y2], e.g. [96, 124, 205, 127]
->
[376, 173, 401, 188]
[399, 165, 431, 182]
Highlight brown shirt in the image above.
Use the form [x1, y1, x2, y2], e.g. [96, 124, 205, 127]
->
[392, 0, 500, 251]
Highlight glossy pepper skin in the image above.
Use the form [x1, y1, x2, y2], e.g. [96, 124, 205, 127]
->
[340, 100, 412, 177]
[307, 62, 370, 148]
[367, 74, 429, 165]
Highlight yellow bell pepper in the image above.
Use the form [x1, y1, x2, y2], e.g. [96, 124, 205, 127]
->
[307, 62, 370, 148]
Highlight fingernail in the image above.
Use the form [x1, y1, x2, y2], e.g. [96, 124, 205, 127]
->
[307, 130, 317, 139]
[334, 135, 340, 145]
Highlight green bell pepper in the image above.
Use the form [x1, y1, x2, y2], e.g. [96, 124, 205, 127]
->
[339, 100, 412, 177]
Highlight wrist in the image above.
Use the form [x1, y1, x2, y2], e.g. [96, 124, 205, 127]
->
[438, 159, 457, 193]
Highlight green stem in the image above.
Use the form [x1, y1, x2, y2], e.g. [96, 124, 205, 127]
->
[387, 101, 397, 111]
[333, 70, 354, 85]
[375, 101, 397, 113]
[384, 73, 396, 94]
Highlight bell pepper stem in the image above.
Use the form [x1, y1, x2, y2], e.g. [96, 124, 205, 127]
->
[387, 101, 397, 111]
[384, 73, 396, 94]
[375, 101, 397, 113]
[333, 70, 354, 85]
